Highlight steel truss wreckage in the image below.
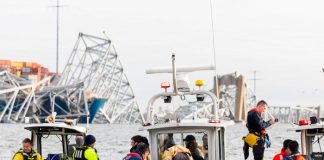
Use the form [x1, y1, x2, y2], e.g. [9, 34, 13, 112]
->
[0, 33, 143, 124]
[58, 33, 143, 123]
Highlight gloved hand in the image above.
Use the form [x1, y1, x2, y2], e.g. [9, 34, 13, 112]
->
[265, 138, 271, 148]
[264, 134, 271, 148]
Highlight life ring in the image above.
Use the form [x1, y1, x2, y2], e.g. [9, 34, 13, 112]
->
[47, 115, 55, 123]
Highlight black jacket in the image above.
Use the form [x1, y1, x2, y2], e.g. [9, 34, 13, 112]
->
[246, 108, 271, 134]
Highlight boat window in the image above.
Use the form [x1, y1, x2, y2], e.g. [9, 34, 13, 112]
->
[157, 132, 208, 160]
[41, 135, 63, 159]
[67, 135, 83, 157]
[311, 135, 324, 154]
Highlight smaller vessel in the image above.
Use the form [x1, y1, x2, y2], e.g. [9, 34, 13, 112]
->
[24, 115, 87, 160]
[141, 54, 234, 160]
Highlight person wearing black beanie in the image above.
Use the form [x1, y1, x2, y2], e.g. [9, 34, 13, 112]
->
[72, 135, 99, 160]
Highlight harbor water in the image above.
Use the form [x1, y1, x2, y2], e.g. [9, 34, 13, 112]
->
[1, 123, 301, 160]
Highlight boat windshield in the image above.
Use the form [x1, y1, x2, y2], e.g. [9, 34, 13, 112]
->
[39, 134, 81, 159]
[42, 135, 63, 158]
[157, 132, 208, 160]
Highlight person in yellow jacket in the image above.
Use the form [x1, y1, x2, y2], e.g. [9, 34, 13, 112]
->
[162, 140, 193, 160]
[73, 135, 99, 160]
[12, 138, 42, 160]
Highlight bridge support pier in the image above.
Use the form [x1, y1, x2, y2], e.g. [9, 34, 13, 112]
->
[234, 75, 246, 122]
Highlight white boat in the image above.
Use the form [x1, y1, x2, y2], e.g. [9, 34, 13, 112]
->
[24, 118, 87, 160]
[141, 54, 234, 160]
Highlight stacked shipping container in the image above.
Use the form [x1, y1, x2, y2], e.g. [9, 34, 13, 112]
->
[0, 60, 53, 83]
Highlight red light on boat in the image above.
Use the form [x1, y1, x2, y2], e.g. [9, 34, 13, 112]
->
[298, 119, 309, 126]
[209, 119, 220, 123]
[161, 82, 171, 89]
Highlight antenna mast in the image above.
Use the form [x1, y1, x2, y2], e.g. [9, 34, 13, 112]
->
[55, 0, 60, 74]
[209, 0, 216, 76]
[209, 0, 219, 98]
[250, 70, 263, 95]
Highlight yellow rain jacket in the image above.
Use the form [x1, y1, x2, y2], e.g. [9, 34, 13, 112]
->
[84, 147, 98, 160]
[72, 146, 98, 160]
[163, 145, 193, 160]
[12, 149, 42, 160]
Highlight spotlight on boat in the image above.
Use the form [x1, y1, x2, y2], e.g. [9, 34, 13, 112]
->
[162, 96, 172, 103]
[196, 94, 205, 102]
[195, 79, 205, 101]
[46, 112, 57, 123]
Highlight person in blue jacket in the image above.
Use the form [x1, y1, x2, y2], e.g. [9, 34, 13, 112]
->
[243, 100, 277, 160]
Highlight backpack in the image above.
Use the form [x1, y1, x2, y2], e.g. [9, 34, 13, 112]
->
[123, 152, 142, 160]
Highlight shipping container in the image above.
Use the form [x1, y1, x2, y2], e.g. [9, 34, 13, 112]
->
[17, 62, 23, 68]
[32, 63, 39, 68]
[0, 60, 10, 65]
[11, 61, 16, 67]
[22, 67, 31, 73]
[25, 62, 32, 67]
[4, 60, 10, 65]
[16, 71, 21, 77]
[0, 59, 52, 83]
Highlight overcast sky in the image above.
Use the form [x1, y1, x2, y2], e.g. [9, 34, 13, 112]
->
[1, 0, 324, 108]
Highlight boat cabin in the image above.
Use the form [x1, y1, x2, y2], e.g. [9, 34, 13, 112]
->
[141, 119, 233, 160]
[24, 122, 86, 160]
